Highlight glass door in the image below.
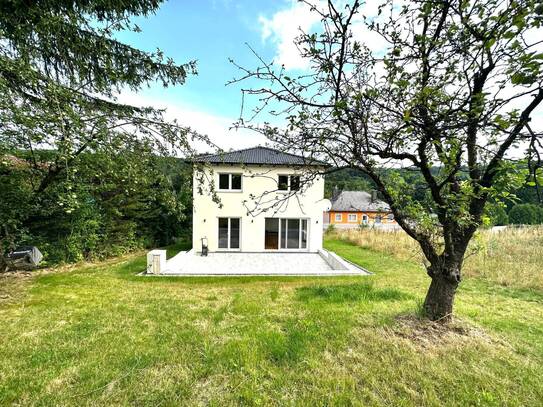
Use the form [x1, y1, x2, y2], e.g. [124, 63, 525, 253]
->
[265, 218, 279, 249]
[266, 218, 308, 250]
[218, 217, 240, 249]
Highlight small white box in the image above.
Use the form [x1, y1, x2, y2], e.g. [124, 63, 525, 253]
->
[146, 250, 167, 274]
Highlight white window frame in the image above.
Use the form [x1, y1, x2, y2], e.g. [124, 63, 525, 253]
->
[348, 213, 357, 222]
[335, 213, 342, 222]
[264, 218, 309, 251]
[218, 173, 242, 192]
[277, 174, 301, 192]
[217, 217, 241, 250]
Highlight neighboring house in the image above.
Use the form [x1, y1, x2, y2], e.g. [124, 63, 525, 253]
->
[191, 147, 328, 253]
[327, 190, 397, 229]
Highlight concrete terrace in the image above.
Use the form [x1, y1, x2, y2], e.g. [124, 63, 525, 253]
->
[160, 250, 370, 276]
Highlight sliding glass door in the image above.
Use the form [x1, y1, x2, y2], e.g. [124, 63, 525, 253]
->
[265, 218, 308, 250]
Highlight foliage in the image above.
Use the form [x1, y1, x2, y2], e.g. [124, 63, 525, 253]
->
[484, 203, 509, 226]
[509, 203, 543, 225]
[0, 1, 204, 266]
[233, 0, 543, 320]
[2, 149, 192, 264]
[324, 168, 373, 197]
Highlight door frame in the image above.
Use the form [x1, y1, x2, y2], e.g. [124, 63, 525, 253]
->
[264, 217, 309, 251]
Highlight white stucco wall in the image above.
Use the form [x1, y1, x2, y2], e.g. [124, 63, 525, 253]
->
[192, 164, 326, 252]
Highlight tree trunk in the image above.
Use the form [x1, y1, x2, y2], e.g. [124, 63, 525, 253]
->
[423, 272, 459, 322]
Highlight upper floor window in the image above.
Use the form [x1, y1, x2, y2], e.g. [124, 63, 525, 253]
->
[278, 175, 300, 191]
[219, 173, 242, 191]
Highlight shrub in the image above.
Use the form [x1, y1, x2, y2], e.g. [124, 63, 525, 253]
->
[508, 204, 541, 225]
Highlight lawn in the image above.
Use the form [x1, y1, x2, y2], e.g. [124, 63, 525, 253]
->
[0, 238, 542, 406]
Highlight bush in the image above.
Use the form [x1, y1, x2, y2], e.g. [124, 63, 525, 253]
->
[508, 204, 542, 225]
[485, 203, 509, 226]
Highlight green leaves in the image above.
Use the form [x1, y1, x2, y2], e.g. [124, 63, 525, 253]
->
[0, 1, 205, 263]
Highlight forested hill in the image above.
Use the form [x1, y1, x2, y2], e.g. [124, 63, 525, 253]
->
[324, 167, 543, 226]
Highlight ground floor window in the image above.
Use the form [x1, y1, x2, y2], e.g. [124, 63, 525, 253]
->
[362, 214, 368, 224]
[265, 218, 307, 250]
[348, 213, 357, 222]
[334, 213, 342, 222]
[218, 217, 240, 249]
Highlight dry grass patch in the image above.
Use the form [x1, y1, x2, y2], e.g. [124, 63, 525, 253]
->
[330, 226, 543, 290]
[389, 315, 497, 349]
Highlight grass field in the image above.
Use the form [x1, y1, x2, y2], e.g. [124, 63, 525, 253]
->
[330, 226, 543, 290]
[0, 236, 542, 406]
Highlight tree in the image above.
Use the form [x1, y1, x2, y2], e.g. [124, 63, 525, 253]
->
[509, 203, 541, 224]
[484, 202, 509, 226]
[0, 1, 208, 267]
[232, 0, 543, 320]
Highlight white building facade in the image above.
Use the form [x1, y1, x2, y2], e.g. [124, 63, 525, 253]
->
[192, 147, 327, 253]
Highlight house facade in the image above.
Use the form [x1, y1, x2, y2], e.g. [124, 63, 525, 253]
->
[327, 190, 397, 229]
[192, 147, 327, 253]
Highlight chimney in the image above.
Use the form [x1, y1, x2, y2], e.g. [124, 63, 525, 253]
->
[371, 190, 378, 203]
[332, 185, 340, 200]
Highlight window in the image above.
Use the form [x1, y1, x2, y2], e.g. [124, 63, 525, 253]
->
[348, 214, 357, 222]
[375, 215, 382, 224]
[218, 173, 242, 191]
[278, 175, 300, 192]
[266, 218, 308, 250]
[290, 176, 300, 191]
[362, 215, 368, 224]
[278, 175, 289, 191]
[335, 213, 342, 222]
[218, 217, 240, 249]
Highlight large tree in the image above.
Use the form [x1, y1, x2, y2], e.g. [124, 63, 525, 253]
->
[0, 1, 206, 267]
[233, 0, 543, 320]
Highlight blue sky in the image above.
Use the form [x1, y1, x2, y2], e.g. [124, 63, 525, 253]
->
[115, 0, 542, 152]
[115, 0, 327, 149]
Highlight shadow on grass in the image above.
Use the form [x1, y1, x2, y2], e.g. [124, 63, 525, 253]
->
[296, 282, 411, 303]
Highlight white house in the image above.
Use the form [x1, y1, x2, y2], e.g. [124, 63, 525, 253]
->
[191, 147, 328, 253]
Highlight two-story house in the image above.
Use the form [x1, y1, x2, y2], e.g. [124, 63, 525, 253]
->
[192, 147, 328, 253]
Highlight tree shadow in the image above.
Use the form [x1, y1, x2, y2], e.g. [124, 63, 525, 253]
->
[296, 282, 411, 303]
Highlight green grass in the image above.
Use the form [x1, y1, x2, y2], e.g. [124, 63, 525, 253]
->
[0, 238, 542, 406]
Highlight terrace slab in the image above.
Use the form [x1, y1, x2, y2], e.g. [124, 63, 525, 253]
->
[160, 250, 369, 276]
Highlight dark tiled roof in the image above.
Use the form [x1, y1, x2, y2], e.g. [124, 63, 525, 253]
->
[330, 191, 391, 212]
[192, 146, 327, 167]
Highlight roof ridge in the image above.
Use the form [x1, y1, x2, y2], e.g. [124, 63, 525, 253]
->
[191, 145, 327, 166]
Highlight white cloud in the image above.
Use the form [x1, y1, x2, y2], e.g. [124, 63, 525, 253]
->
[258, 1, 389, 71]
[116, 91, 267, 154]
[258, 1, 322, 70]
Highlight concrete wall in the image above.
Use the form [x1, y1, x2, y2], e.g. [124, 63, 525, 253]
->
[193, 164, 326, 252]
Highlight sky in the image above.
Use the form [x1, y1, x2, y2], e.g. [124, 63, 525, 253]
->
[114, 0, 543, 155]
[115, 0, 325, 151]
